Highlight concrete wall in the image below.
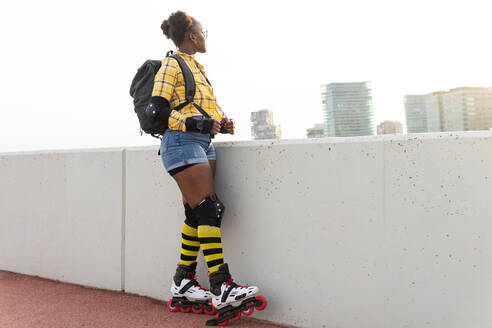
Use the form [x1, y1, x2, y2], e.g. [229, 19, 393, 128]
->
[0, 149, 124, 290]
[1, 131, 492, 327]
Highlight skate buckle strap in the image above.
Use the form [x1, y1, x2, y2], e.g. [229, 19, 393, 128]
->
[178, 278, 207, 294]
[221, 279, 246, 303]
[222, 284, 235, 303]
[179, 280, 197, 294]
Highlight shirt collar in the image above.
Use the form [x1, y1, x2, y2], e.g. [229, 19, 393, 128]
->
[175, 51, 204, 70]
[175, 50, 195, 59]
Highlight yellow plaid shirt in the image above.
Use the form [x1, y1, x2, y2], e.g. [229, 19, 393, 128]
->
[151, 51, 225, 132]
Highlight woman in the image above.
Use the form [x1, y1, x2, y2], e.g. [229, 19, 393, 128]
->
[149, 11, 264, 320]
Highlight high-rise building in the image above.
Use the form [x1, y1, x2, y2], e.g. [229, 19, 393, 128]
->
[250, 109, 281, 140]
[441, 90, 466, 131]
[321, 82, 374, 137]
[377, 120, 403, 135]
[442, 87, 492, 131]
[404, 95, 427, 133]
[306, 123, 325, 138]
[404, 94, 442, 133]
[425, 92, 444, 131]
[405, 87, 492, 133]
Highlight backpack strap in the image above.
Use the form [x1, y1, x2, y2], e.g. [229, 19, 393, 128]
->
[166, 51, 211, 118]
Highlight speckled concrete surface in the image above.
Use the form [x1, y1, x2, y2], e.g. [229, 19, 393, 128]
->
[0, 270, 290, 328]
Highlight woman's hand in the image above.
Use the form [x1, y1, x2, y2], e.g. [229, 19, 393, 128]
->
[210, 119, 221, 135]
[220, 118, 235, 134]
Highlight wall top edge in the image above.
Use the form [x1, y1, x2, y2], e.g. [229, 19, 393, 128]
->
[1, 131, 491, 156]
[215, 131, 492, 148]
[0, 146, 126, 157]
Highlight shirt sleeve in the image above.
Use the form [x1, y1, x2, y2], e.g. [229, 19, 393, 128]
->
[152, 58, 187, 132]
[152, 58, 177, 101]
[215, 103, 225, 119]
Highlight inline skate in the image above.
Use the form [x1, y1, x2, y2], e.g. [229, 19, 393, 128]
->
[167, 262, 216, 315]
[205, 263, 267, 326]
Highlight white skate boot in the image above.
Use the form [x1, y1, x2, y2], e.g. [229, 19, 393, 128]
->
[167, 262, 215, 315]
[206, 263, 267, 326]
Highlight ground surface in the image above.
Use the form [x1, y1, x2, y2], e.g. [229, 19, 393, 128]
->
[0, 270, 288, 328]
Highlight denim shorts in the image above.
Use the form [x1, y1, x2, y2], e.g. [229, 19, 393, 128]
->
[160, 128, 216, 173]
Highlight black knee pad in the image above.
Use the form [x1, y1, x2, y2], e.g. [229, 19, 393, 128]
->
[193, 194, 225, 227]
[184, 203, 198, 228]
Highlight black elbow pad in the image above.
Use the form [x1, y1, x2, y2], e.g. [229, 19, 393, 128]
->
[144, 103, 159, 120]
[145, 96, 172, 122]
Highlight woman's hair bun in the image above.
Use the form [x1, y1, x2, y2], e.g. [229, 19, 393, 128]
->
[160, 11, 194, 47]
[161, 20, 171, 38]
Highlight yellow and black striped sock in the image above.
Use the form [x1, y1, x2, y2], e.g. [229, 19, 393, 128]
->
[179, 221, 200, 266]
[198, 225, 224, 274]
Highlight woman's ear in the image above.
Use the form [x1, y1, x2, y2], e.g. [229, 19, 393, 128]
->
[190, 33, 198, 45]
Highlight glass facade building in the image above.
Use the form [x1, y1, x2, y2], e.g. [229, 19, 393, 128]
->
[404, 94, 441, 133]
[321, 82, 374, 137]
[405, 87, 492, 133]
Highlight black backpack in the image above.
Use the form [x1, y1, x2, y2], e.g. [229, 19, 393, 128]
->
[129, 51, 211, 139]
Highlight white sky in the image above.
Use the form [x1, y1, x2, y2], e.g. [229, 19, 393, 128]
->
[1, 0, 492, 152]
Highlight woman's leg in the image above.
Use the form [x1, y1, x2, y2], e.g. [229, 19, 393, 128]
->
[177, 201, 200, 266]
[173, 163, 214, 208]
[175, 157, 217, 267]
[180, 160, 215, 206]
[209, 160, 216, 179]
[173, 162, 224, 274]
[176, 159, 217, 266]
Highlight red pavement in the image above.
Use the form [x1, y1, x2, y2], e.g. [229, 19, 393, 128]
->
[0, 270, 289, 328]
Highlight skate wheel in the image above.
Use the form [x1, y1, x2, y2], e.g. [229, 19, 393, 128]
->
[204, 302, 216, 315]
[192, 304, 203, 314]
[167, 299, 179, 312]
[254, 296, 267, 311]
[242, 307, 254, 316]
[180, 304, 191, 313]
[231, 311, 241, 321]
[217, 313, 229, 326]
